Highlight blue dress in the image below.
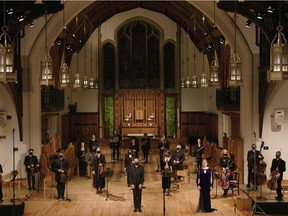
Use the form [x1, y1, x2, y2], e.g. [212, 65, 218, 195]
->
[196, 167, 214, 213]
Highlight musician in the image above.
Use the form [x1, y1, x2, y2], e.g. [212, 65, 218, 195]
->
[92, 147, 106, 194]
[111, 130, 121, 162]
[128, 158, 144, 212]
[124, 149, 135, 186]
[89, 134, 98, 153]
[246, 144, 264, 188]
[51, 152, 69, 200]
[219, 149, 234, 197]
[24, 149, 39, 190]
[0, 164, 3, 201]
[140, 133, 151, 163]
[270, 151, 286, 200]
[194, 138, 204, 170]
[162, 151, 172, 195]
[77, 142, 87, 177]
[196, 159, 215, 213]
[129, 138, 139, 158]
[171, 144, 185, 180]
[158, 136, 169, 171]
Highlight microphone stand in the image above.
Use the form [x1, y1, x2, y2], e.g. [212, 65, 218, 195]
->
[11, 129, 17, 215]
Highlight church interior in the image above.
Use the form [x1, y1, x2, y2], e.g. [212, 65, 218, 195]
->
[1, 1, 288, 215]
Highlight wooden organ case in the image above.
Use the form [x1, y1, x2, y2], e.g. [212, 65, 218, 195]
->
[115, 90, 165, 137]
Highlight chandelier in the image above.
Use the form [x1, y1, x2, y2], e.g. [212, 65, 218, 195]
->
[0, 1, 16, 83]
[40, 4, 54, 86]
[191, 16, 198, 88]
[267, 25, 288, 82]
[59, 1, 70, 88]
[228, 2, 242, 87]
[200, 15, 208, 88]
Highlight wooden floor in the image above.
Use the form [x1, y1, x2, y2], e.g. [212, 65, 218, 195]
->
[2, 147, 281, 216]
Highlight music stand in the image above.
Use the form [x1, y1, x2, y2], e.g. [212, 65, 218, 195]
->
[65, 179, 71, 202]
[102, 168, 114, 200]
[162, 171, 174, 216]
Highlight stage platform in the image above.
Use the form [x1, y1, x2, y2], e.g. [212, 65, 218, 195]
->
[241, 185, 288, 215]
[0, 199, 25, 216]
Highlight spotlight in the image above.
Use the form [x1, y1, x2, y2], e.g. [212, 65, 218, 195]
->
[17, 15, 25, 22]
[220, 37, 225, 44]
[6, 8, 14, 15]
[72, 34, 77, 39]
[256, 12, 263, 20]
[56, 38, 62, 45]
[246, 19, 251, 28]
[29, 21, 34, 27]
[267, 6, 274, 13]
[207, 43, 213, 50]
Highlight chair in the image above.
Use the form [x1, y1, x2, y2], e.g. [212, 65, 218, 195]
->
[9, 171, 27, 192]
[43, 175, 56, 199]
[229, 172, 240, 195]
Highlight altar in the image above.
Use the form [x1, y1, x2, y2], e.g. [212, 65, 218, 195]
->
[121, 125, 159, 137]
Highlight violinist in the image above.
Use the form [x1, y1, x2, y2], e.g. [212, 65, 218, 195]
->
[194, 138, 204, 170]
[158, 136, 169, 171]
[270, 151, 286, 200]
[219, 149, 234, 197]
[92, 147, 106, 194]
[246, 144, 264, 188]
[24, 149, 39, 190]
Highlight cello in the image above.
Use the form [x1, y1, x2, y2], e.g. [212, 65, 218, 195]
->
[267, 170, 280, 190]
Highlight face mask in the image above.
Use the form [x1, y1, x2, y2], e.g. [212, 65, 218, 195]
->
[252, 147, 256, 150]
[59, 155, 63, 159]
[177, 148, 180, 151]
[276, 155, 280, 158]
[224, 153, 227, 156]
[96, 151, 101, 154]
[135, 162, 139, 166]
[29, 152, 33, 155]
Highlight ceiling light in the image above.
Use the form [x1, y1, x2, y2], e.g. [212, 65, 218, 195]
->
[246, 19, 251, 28]
[17, 15, 25, 22]
[256, 12, 263, 20]
[29, 21, 34, 27]
[6, 8, 13, 15]
[267, 6, 274, 13]
[220, 37, 225, 44]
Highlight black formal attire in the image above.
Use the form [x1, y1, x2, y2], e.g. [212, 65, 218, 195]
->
[51, 158, 69, 199]
[0, 164, 3, 201]
[247, 149, 264, 187]
[24, 154, 39, 189]
[128, 164, 145, 211]
[219, 155, 234, 196]
[141, 137, 150, 163]
[194, 145, 204, 169]
[124, 153, 134, 185]
[129, 143, 139, 159]
[158, 141, 169, 171]
[162, 156, 172, 193]
[171, 149, 185, 179]
[89, 139, 98, 153]
[111, 134, 121, 161]
[77, 148, 87, 177]
[196, 168, 214, 213]
[270, 158, 286, 199]
[92, 153, 106, 192]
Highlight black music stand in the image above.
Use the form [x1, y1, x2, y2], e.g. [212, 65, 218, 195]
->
[110, 142, 115, 163]
[162, 171, 174, 216]
[102, 168, 114, 200]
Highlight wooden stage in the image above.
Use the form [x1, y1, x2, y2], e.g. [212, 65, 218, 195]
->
[1, 147, 286, 216]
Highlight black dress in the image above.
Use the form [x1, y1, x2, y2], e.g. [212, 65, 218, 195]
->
[77, 148, 87, 177]
[196, 168, 214, 213]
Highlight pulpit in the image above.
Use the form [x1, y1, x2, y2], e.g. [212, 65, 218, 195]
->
[121, 125, 159, 137]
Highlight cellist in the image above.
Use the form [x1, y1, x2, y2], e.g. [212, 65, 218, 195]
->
[219, 149, 234, 197]
[270, 151, 286, 200]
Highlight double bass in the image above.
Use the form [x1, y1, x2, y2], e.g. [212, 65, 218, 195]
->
[250, 142, 267, 186]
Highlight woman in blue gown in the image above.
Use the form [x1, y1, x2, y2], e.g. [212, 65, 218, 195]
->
[196, 159, 215, 213]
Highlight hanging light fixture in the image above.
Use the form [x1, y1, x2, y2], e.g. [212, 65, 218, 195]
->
[94, 29, 99, 89]
[180, 27, 185, 88]
[82, 19, 88, 88]
[191, 16, 198, 88]
[0, 1, 16, 83]
[73, 16, 81, 88]
[59, 1, 70, 88]
[40, 3, 54, 86]
[89, 33, 95, 89]
[209, 1, 220, 87]
[200, 15, 208, 88]
[185, 23, 191, 88]
[228, 2, 242, 87]
[267, 3, 288, 82]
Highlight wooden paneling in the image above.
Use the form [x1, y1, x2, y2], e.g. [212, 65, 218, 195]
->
[180, 112, 218, 139]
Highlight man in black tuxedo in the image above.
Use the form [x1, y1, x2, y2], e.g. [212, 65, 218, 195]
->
[246, 144, 264, 188]
[171, 144, 185, 180]
[24, 149, 39, 190]
[270, 151, 286, 200]
[128, 158, 144, 212]
[51, 152, 69, 200]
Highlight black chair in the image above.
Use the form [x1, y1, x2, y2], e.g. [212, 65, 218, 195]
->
[229, 172, 240, 195]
